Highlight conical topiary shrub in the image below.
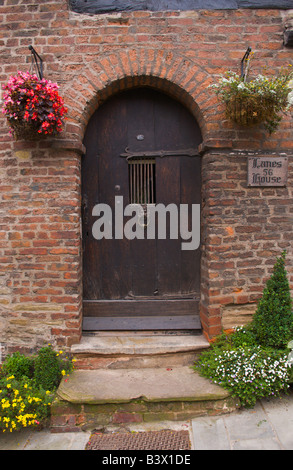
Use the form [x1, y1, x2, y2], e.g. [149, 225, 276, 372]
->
[252, 251, 293, 349]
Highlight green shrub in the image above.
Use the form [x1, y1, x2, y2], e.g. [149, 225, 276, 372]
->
[211, 324, 258, 351]
[33, 345, 73, 391]
[1, 351, 34, 381]
[252, 251, 293, 349]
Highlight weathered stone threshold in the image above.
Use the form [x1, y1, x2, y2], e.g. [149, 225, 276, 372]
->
[50, 334, 239, 431]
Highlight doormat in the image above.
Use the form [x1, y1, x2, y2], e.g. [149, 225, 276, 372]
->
[86, 430, 191, 450]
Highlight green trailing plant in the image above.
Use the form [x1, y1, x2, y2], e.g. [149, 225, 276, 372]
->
[252, 251, 293, 349]
[194, 337, 290, 408]
[194, 326, 291, 408]
[210, 64, 293, 133]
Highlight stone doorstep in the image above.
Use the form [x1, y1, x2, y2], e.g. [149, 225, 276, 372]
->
[71, 334, 210, 369]
[57, 367, 230, 404]
[50, 367, 239, 432]
[71, 334, 210, 355]
[51, 335, 237, 432]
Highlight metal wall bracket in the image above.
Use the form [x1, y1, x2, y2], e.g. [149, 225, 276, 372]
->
[284, 29, 293, 47]
[241, 47, 252, 80]
[28, 45, 44, 80]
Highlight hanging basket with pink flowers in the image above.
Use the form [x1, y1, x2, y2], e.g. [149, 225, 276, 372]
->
[1, 71, 68, 141]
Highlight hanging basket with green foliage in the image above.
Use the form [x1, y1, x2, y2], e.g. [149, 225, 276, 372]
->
[210, 66, 293, 133]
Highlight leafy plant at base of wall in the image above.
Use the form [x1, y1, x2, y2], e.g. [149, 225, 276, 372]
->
[252, 251, 293, 349]
[1, 71, 67, 140]
[210, 65, 293, 133]
[33, 345, 73, 391]
[194, 338, 290, 408]
[1, 351, 34, 380]
[194, 325, 291, 408]
[288, 341, 293, 384]
[0, 374, 52, 433]
[0, 346, 74, 432]
[194, 249, 293, 407]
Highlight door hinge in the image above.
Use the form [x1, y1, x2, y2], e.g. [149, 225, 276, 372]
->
[120, 148, 199, 160]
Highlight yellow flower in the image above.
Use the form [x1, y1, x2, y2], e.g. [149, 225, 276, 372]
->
[61, 370, 66, 376]
[1, 400, 10, 409]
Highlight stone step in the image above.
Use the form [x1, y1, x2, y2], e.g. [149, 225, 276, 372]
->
[71, 334, 210, 369]
[51, 367, 239, 432]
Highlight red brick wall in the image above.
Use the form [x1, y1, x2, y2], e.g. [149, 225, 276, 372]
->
[0, 0, 292, 351]
[201, 151, 293, 337]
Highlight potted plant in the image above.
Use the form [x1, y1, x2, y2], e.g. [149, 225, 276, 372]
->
[1, 71, 68, 140]
[210, 65, 293, 133]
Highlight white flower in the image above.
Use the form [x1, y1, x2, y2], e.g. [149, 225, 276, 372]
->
[237, 82, 246, 90]
[287, 351, 293, 366]
[287, 91, 293, 106]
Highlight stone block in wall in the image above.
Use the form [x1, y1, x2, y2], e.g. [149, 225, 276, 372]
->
[221, 303, 257, 330]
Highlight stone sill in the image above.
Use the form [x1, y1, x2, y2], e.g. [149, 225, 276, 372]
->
[13, 138, 85, 155]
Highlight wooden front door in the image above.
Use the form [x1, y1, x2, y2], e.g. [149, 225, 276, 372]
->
[82, 88, 202, 331]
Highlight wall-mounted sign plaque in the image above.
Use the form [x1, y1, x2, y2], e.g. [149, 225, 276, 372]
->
[247, 156, 288, 187]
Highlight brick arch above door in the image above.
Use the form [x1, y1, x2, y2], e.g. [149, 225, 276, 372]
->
[62, 48, 220, 149]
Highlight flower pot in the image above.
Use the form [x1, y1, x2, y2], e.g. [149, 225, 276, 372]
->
[11, 122, 43, 141]
[11, 122, 60, 141]
[225, 94, 276, 127]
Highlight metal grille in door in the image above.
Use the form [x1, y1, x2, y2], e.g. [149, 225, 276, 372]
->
[128, 158, 156, 205]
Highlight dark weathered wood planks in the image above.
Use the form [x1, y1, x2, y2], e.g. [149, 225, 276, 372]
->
[83, 299, 200, 316]
[83, 315, 202, 331]
[82, 88, 202, 330]
[70, 0, 292, 14]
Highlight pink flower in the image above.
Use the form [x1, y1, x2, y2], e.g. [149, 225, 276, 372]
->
[1, 71, 67, 138]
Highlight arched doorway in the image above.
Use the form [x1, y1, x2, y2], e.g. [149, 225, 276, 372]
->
[82, 87, 202, 331]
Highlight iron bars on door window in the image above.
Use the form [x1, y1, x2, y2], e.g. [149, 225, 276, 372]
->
[128, 158, 156, 205]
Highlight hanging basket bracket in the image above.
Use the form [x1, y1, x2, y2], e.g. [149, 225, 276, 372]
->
[28, 45, 44, 80]
[241, 47, 252, 81]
